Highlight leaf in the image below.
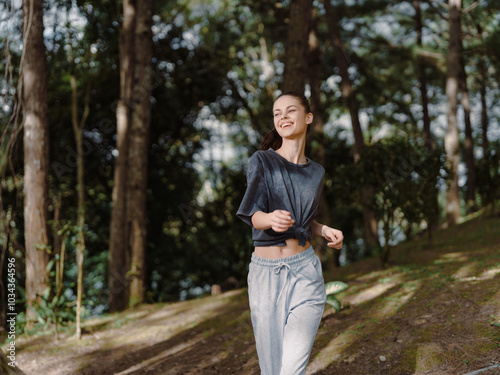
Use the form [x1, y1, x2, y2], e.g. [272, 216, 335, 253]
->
[27, 305, 46, 325]
[326, 295, 341, 311]
[42, 286, 51, 300]
[46, 259, 55, 272]
[325, 281, 348, 295]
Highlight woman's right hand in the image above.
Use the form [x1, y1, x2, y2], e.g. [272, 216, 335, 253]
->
[268, 210, 294, 232]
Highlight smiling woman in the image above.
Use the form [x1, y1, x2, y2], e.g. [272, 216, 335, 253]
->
[261, 92, 313, 152]
[273, 97, 313, 145]
[236, 91, 344, 375]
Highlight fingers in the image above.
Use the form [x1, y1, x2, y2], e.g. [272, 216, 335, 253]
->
[325, 228, 343, 249]
[327, 241, 343, 249]
[271, 210, 294, 232]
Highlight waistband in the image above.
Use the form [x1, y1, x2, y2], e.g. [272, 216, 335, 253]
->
[250, 246, 315, 268]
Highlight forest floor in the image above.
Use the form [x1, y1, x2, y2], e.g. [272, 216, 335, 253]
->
[3, 210, 500, 375]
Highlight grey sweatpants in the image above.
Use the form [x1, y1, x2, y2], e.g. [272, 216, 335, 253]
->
[247, 246, 327, 375]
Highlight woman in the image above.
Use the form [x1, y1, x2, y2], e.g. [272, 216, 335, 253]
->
[236, 91, 344, 375]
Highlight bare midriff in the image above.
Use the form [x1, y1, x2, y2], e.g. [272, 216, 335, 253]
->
[254, 238, 310, 259]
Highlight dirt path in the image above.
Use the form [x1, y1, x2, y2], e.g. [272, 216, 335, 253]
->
[11, 290, 258, 375]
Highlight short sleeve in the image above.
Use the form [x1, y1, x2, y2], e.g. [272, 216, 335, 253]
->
[236, 153, 268, 227]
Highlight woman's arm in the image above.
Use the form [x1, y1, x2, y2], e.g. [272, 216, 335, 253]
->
[251, 210, 295, 232]
[311, 220, 343, 249]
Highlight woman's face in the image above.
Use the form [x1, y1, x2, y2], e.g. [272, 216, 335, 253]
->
[273, 95, 312, 140]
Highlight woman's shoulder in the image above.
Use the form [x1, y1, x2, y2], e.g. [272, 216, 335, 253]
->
[248, 149, 275, 164]
[246, 150, 270, 177]
[248, 149, 267, 164]
[309, 159, 325, 173]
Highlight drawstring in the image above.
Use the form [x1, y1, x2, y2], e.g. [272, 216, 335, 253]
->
[274, 262, 291, 305]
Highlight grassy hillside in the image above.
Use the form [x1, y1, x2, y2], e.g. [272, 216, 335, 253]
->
[3, 212, 500, 375]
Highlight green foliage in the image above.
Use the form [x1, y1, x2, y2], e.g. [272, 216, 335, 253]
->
[28, 286, 76, 330]
[489, 315, 500, 329]
[12, 283, 76, 336]
[476, 141, 500, 211]
[15, 253, 78, 334]
[353, 138, 445, 265]
[2, 0, 500, 319]
[322, 134, 366, 263]
[325, 281, 348, 312]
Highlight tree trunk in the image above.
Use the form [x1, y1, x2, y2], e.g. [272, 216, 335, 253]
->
[281, 0, 312, 93]
[307, 9, 340, 269]
[476, 24, 489, 156]
[479, 63, 489, 156]
[109, 0, 137, 312]
[22, 0, 50, 323]
[70, 75, 90, 338]
[324, 1, 379, 251]
[459, 63, 476, 211]
[126, 0, 153, 307]
[324, 2, 363, 161]
[444, 0, 462, 226]
[413, 0, 432, 148]
[414, 0, 440, 242]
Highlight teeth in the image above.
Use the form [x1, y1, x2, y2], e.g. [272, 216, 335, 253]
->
[282, 123, 292, 128]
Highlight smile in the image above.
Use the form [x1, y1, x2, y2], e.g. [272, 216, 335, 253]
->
[281, 122, 293, 128]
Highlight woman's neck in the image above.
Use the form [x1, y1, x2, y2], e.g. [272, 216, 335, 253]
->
[276, 139, 307, 164]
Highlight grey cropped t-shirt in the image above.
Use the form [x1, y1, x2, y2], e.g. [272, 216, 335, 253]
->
[236, 148, 325, 247]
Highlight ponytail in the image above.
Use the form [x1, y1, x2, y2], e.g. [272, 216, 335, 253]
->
[260, 128, 282, 150]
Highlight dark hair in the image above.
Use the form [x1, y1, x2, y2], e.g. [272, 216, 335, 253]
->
[260, 91, 313, 151]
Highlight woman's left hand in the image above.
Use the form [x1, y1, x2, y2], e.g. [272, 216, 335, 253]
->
[322, 226, 343, 249]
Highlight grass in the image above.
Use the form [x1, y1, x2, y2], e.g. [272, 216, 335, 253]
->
[312, 212, 500, 374]
[2, 211, 500, 374]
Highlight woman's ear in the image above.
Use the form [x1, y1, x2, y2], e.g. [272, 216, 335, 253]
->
[306, 113, 313, 124]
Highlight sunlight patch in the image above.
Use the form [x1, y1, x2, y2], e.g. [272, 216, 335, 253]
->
[434, 253, 469, 264]
[478, 267, 500, 280]
[371, 288, 417, 320]
[415, 343, 444, 373]
[356, 269, 389, 281]
[458, 267, 500, 282]
[346, 283, 397, 306]
[307, 329, 357, 373]
[452, 264, 476, 279]
[441, 252, 469, 260]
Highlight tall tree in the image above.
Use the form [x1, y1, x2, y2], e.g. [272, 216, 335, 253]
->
[476, 24, 489, 156]
[126, 0, 153, 307]
[307, 10, 340, 268]
[281, 0, 312, 93]
[307, 11, 325, 166]
[413, 0, 432, 147]
[109, 0, 137, 311]
[323, 0, 379, 251]
[444, 0, 462, 226]
[323, 2, 363, 161]
[69, 72, 90, 338]
[459, 62, 476, 211]
[109, 0, 153, 310]
[22, 0, 50, 323]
